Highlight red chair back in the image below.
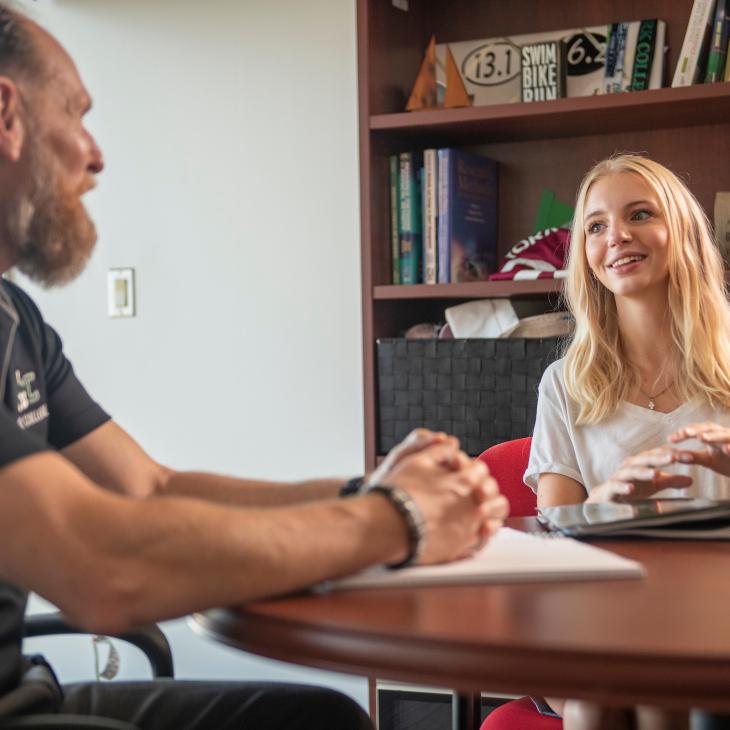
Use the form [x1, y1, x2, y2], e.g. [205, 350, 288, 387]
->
[477, 437, 536, 517]
[477, 438, 561, 729]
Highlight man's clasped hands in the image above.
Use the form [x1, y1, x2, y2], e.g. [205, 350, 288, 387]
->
[367, 429, 510, 565]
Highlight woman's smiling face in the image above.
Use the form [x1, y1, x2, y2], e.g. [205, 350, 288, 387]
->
[583, 171, 670, 299]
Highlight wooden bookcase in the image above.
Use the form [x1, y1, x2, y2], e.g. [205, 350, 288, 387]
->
[357, 0, 730, 471]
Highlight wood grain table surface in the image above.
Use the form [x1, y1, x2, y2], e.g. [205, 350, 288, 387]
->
[192, 518, 730, 713]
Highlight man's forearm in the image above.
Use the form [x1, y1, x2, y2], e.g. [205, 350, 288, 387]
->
[159, 471, 345, 506]
[0, 453, 404, 634]
[2, 439, 504, 637]
[60, 421, 350, 505]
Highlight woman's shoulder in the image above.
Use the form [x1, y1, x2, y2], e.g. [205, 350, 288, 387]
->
[540, 356, 567, 390]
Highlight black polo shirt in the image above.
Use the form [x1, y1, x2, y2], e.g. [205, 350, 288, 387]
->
[0, 279, 110, 699]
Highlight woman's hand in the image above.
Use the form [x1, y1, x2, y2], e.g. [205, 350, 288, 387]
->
[668, 422, 730, 477]
[586, 446, 692, 503]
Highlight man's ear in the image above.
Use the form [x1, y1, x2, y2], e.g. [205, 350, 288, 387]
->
[0, 76, 25, 162]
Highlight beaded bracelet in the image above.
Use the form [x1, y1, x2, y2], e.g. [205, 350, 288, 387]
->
[367, 484, 426, 569]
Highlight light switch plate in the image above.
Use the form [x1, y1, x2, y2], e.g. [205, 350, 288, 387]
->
[107, 267, 135, 318]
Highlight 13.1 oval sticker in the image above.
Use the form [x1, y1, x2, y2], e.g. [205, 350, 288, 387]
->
[461, 41, 520, 87]
[462, 31, 606, 87]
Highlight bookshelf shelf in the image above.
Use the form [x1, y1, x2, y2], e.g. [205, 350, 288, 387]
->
[373, 280, 563, 300]
[370, 84, 730, 144]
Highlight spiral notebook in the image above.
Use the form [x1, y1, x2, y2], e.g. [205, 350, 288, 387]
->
[328, 527, 644, 591]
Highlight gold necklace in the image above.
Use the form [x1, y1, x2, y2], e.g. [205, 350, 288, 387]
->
[637, 381, 674, 411]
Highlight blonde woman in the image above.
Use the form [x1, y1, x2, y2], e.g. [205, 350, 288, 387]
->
[526, 154, 730, 730]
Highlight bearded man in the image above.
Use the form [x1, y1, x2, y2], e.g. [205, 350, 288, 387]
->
[0, 5, 508, 730]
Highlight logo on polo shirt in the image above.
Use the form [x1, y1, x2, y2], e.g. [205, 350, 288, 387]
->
[14, 369, 48, 430]
[15, 369, 40, 413]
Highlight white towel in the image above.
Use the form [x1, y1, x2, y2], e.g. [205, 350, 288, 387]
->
[445, 299, 519, 338]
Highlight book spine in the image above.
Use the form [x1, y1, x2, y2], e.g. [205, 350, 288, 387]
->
[389, 155, 400, 285]
[556, 41, 567, 98]
[672, 0, 716, 86]
[604, 23, 619, 93]
[619, 22, 640, 91]
[610, 24, 629, 93]
[630, 19, 657, 91]
[715, 191, 730, 266]
[437, 149, 450, 284]
[649, 21, 667, 89]
[423, 149, 438, 284]
[705, 0, 730, 82]
[398, 152, 421, 285]
[420, 164, 427, 283]
[415, 157, 423, 282]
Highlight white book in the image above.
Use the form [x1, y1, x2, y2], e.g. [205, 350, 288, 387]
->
[327, 527, 644, 591]
[436, 148, 450, 283]
[650, 20, 667, 89]
[423, 149, 438, 285]
[672, 0, 716, 86]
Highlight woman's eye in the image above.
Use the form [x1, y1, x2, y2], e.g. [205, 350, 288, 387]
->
[586, 222, 603, 235]
[631, 209, 651, 221]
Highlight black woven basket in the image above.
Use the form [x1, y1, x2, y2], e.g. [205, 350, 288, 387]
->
[377, 337, 564, 456]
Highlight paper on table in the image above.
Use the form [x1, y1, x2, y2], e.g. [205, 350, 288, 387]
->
[328, 527, 644, 591]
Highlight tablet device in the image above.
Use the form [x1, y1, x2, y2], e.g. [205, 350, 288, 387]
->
[538, 498, 730, 539]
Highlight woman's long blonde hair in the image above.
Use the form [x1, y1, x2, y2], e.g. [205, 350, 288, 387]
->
[564, 153, 730, 423]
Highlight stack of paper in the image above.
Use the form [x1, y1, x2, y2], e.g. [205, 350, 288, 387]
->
[330, 527, 644, 591]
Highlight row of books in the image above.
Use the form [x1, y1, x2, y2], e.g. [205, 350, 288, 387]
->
[519, 20, 667, 102]
[435, 19, 666, 107]
[390, 149, 497, 285]
[429, 2, 730, 109]
[672, 0, 730, 86]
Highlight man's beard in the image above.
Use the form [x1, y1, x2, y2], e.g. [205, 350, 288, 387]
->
[7, 142, 97, 288]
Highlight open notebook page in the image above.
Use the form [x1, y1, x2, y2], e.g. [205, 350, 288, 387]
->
[327, 527, 644, 591]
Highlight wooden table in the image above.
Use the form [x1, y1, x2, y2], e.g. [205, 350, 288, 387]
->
[192, 518, 730, 727]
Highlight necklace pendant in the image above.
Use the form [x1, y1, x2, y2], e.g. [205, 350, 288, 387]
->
[648, 400, 656, 410]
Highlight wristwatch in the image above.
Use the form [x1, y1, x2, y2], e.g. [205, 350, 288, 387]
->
[340, 476, 364, 497]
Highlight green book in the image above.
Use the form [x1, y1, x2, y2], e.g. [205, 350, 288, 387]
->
[389, 155, 400, 284]
[630, 19, 658, 91]
[398, 151, 422, 285]
[704, 0, 729, 83]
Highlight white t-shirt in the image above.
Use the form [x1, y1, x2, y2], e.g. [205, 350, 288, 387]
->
[525, 358, 730, 499]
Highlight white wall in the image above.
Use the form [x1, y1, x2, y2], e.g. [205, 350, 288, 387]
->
[18, 0, 368, 709]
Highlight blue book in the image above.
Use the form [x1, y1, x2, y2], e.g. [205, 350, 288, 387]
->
[604, 23, 620, 92]
[437, 149, 450, 283]
[437, 149, 498, 283]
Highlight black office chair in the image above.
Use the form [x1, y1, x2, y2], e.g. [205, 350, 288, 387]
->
[0, 612, 174, 730]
